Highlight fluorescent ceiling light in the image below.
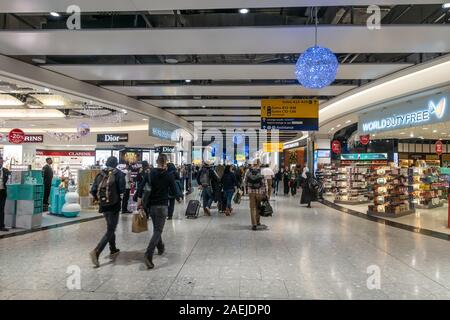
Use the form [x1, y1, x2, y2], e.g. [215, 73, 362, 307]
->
[185, 79, 191, 83]
[422, 127, 429, 130]
[0, 109, 65, 118]
[121, 109, 128, 114]
[0, 94, 23, 106]
[31, 94, 68, 106]
[336, 124, 341, 128]
[239, 8, 249, 14]
[433, 129, 438, 133]
[50, 12, 60, 17]
[44, 88, 50, 92]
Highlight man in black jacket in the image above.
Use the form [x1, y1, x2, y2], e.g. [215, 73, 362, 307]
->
[0, 157, 10, 231]
[42, 157, 53, 212]
[89, 156, 126, 268]
[137, 154, 182, 269]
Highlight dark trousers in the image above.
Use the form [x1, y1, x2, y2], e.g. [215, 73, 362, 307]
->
[0, 190, 6, 228]
[43, 183, 51, 208]
[168, 198, 175, 218]
[122, 189, 130, 212]
[95, 210, 119, 253]
[146, 205, 167, 257]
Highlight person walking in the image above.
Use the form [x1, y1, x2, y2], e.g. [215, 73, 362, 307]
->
[42, 157, 53, 212]
[261, 164, 275, 200]
[197, 162, 219, 216]
[137, 154, 182, 269]
[283, 167, 290, 196]
[167, 163, 182, 220]
[290, 168, 298, 196]
[244, 159, 267, 231]
[274, 168, 283, 196]
[0, 157, 10, 232]
[89, 156, 126, 268]
[221, 165, 238, 216]
[300, 171, 315, 208]
[121, 164, 132, 214]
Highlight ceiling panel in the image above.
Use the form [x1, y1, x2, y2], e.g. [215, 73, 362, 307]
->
[43, 63, 412, 81]
[170, 109, 261, 115]
[1, 26, 449, 55]
[184, 116, 260, 121]
[144, 99, 263, 107]
[201, 122, 260, 128]
[103, 84, 354, 96]
[0, 0, 442, 13]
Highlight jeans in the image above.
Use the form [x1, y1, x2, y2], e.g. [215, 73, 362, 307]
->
[122, 189, 130, 212]
[274, 180, 279, 194]
[0, 190, 6, 228]
[224, 189, 234, 209]
[202, 186, 214, 209]
[168, 198, 175, 218]
[146, 205, 167, 257]
[96, 210, 120, 253]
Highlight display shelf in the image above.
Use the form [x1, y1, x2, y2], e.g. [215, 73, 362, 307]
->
[334, 166, 369, 204]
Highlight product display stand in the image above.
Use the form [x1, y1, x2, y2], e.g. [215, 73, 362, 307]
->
[334, 166, 370, 204]
[321, 164, 336, 196]
[412, 167, 444, 209]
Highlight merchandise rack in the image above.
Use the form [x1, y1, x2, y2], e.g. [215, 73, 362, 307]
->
[334, 166, 370, 205]
[411, 167, 445, 209]
[320, 164, 336, 196]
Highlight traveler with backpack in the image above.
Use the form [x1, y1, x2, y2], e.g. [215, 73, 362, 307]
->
[167, 163, 183, 220]
[221, 165, 238, 216]
[300, 171, 317, 208]
[137, 154, 182, 269]
[197, 162, 219, 216]
[244, 159, 267, 231]
[89, 156, 126, 268]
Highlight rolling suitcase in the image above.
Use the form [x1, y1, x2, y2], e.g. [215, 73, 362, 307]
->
[185, 190, 202, 219]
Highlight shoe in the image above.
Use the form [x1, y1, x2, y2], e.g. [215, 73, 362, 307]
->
[307, 205, 311, 208]
[225, 208, 231, 216]
[252, 225, 257, 231]
[0, 227, 9, 232]
[167, 216, 172, 220]
[157, 243, 165, 255]
[109, 248, 120, 258]
[144, 254, 154, 269]
[89, 250, 100, 268]
[204, 208, 211, 216]
[257, 222, 261, 226]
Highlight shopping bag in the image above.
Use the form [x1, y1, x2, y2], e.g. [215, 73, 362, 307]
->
[233, 190, 242, 204]
[259, 200, 274, 217]
[132, 210, 148, 233]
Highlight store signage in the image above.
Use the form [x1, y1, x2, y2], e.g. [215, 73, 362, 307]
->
[156, 146, 175, 153]
[340, 153, 388, 160]
[97, 133, 128, 143]
[435, 141, 443, 155]
[261, 99, 319, 131]
[283, 141, 300, 150]
[359, 95, 448, 134]
[8, 128, 25, 144]
[331, 140, 341, 154]
[36, 150, 95, 157]
[263, 143, 283, 153]
[359, 135, 370, 145]
[24, 134, 44, 143]
[149, 117, 179, 141]
[317, 150, 331, 158]
[410, 154, 425, 160]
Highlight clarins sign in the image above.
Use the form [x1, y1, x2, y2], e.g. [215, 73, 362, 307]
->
[359, 95, 448, 134]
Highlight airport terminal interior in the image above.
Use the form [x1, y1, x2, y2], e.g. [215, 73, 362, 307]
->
[0, 0, 450, 301]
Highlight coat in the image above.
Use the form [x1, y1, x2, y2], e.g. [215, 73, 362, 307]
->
[300, 173, 316, 204]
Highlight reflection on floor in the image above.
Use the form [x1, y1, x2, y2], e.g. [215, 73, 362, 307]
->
[1, 193, 450, 300]
[324, 196, 450, 235]
[0, 210, 102, 237]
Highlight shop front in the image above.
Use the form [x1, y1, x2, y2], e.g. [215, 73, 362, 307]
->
[282, 140, 307, 170]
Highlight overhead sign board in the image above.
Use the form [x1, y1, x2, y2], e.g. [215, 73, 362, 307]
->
[97, 133, 129, 143]
[340, 153, 388, 161]
[263, 143, 284, 153]
[261, 99, 319, 131]
[149, 117, 180, 141]
[156, 146, 175, 153]
[359, 94, 449, 134]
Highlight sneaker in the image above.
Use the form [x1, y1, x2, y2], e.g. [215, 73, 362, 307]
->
[204, 208, 211, 216]
[167, 216, 172, 220]
[157, 243, 165, 255]
[144, 254, 154, 269]
[0, 227, 9, 232]
[109, 248, 120, 258]
[252, 225, 257, 231]
[89, 250, 100, 268]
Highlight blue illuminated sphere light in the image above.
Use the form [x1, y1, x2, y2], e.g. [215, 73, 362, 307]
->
[295, 46, 339, 89]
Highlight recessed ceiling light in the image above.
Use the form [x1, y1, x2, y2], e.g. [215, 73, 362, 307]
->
[50, 12, 60, 17]
[239, 8, 249, 14]
[345, 120, 351, 124]
[185, 79, 191, 83]
[442, 132, 447, 135]
[410, 133, 414, 137]
[32, 58, 46, 64]
[121, 109, 128, 114]
[336, 124, 341, 128]
[331, 127, 334, 131]
[165, 58, 178, 64]
[202, 105, 206, 108]
[400, 132, 405, 135]
[422, 127, 429, 130]
[142, 118, 148, 121]
[44, 88, 49, 92]
[443, 3, 450, 9]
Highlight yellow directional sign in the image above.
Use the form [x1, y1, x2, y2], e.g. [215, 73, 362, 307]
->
[263, 143, 284, 153]
[261, 99, 319, 118]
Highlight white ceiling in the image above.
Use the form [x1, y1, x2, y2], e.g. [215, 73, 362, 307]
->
[103, 84, 355, 96]
[43, 63, 412, 81]
[0, 0, 443, 12]
[169, 109, 261, 115]
[0, 26, 449, 55]
[143, 99, 264, 108]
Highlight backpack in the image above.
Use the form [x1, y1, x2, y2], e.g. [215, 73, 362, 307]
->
[199, 169, 210, 187]
[308, 177, 320, 191]
[96, 169, 120, 207]
[247, 169, 263, 189]
[142, 170, 152, 207]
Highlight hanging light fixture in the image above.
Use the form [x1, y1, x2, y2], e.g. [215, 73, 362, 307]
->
[295, 7, 339, 89]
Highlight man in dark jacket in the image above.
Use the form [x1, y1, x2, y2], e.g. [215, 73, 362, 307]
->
[42, 157, 53, 212]
[196, 162, 219, 216]
[137, 154, 182, 269]
[0, 157, 10, 231]
[89, 156, 126, 268]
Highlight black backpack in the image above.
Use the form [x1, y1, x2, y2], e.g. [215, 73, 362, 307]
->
[308, 177, 320, 191]
[96, 168, 120, 207]
[247, 169, 263, 189]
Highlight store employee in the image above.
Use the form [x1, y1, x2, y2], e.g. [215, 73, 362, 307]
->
[0, 157, 10, 232]
[42, 157, 53, 212]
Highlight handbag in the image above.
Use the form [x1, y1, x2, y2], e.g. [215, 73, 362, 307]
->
[233, 190, 242, 204]
[259, 200, 274, 217]
[132, 209, 148, 233]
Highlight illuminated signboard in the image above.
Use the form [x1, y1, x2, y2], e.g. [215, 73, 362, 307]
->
[340, 153, 387, 160]
[149, 117, 179, 141]
[359, 95, 448, 134]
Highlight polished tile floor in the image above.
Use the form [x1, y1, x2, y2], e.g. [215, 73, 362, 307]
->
[1, 193, 450, 300]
